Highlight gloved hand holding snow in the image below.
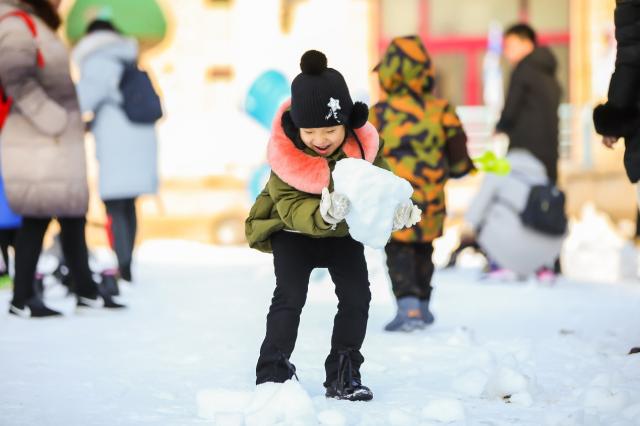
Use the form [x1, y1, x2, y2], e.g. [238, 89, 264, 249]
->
[392, 202, 422, 231]
[320, 187, 351, 225]
[332, 158, 419, 248]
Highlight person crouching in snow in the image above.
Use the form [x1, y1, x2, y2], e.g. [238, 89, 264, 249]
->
[370, 36, 474, 332]
[245, 50, 417, 401]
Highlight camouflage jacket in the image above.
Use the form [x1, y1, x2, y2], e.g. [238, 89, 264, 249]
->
[370, 35, 474, 242]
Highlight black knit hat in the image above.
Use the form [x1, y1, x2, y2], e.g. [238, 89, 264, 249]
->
[288, 50, 369, 129]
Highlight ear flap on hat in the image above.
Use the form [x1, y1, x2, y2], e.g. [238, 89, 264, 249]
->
[349, 101, 369, 129]
[281, 111, 306, 150]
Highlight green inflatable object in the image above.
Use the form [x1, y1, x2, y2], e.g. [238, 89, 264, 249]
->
[65, 0, 168, 47]
[473, 151, 511, 176]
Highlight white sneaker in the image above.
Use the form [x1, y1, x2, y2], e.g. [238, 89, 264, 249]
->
[9, 304, 31, 318]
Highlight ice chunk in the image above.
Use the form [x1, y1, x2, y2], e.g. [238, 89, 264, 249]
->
[484, 366, 531, 399]
[421, 398, 466, 423]
[245, 380, 316, 426]
[333, 158, 414, 249]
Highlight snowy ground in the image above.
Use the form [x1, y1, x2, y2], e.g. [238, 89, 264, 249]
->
[1, 238, 639, 426]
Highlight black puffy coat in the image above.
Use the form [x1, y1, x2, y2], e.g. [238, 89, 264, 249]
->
[593, 0, 640, 183]
[496, 47, 561, 183]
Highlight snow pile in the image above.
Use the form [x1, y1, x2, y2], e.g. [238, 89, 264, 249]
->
[421, 398, 466, 423]
[562, 204, 638, 283]
[484, 366, 532, 401]
[332, 158, 414, 249]
[197, 381, 316, 425]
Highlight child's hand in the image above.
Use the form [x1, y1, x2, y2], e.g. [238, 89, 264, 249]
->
[392, 202, 422, 230]
[320, 187, 351, 225]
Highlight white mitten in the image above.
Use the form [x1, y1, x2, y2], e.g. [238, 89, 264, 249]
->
[392, 202, 422, 231]
[320, 187, 351, 225]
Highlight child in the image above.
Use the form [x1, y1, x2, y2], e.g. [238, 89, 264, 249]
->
[246, 50, 416, 401]
[370, 36, 474, 331]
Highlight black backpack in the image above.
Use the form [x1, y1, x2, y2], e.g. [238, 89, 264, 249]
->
[520, 184, 568, 236]
[119, 61, 163, 124]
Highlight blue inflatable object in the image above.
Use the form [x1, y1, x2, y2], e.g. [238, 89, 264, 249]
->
[248, 163, 272, 201]
[0, 173, 20, 229]
[245, 70, 290, 130]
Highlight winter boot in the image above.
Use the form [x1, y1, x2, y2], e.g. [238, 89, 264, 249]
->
[419, 299, 435, 326]
[9, 296, 62, 318]
[629, 347, 640, 355]
[99, 269, 120, 297]
[119, 263, 132, 283]
[384, 296, 423, 332]
[325, 351, 373, 401]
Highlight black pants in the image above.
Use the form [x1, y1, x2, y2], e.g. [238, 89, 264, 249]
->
[256, 232, 371, 386]
[0, 228, 16, 274]
[104, 198, 137, 277]
[12, 217, 97, 308]
[385, 241, 434, 301]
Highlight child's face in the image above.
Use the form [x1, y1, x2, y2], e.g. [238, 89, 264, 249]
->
[299, 125, 346, 157]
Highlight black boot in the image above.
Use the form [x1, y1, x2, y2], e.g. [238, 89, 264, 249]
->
[630, 347, 640, 355]
[325, 351, 373, 401]
[99, 270, 120, 297]
[77, 282, 125, 309]
[9, 296, 62, 318]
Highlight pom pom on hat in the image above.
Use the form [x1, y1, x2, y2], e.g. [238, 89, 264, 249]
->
[349, 102, 369, 129]
[300, 50, 328, 75]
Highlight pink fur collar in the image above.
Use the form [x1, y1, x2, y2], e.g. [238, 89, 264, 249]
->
[266, 100, 379, 194]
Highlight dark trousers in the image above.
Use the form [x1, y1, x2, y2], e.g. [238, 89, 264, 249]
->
[104, 198, 137, 277]
[385, 241, 434, 301]
[0, 228, 16, 273]
[12, 217, 97, 308]
[256, 231, 371, 386]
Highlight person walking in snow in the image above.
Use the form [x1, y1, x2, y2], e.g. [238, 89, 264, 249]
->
[0, 0, 124, 317]
[245, 50, 418, 401]
[370, 35, 474, 332]
[73, 19, 159, 283]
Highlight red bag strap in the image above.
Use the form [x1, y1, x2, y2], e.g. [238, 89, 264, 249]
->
[0, 10, 45, 68]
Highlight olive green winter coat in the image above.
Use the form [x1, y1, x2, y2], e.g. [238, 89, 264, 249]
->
[246, 101, 387, 253]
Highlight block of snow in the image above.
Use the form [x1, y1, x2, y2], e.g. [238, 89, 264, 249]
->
[452, 369, 489, 397]
[421, 398, 466, 423]
[333, 158, 414, 249]
[583, 387, 629, 413]
[484, 366, 530, 399]
[317, 409, 347, 425]
[244, 380, 316, 426]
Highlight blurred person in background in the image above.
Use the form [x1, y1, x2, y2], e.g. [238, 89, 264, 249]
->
[0, 0, 123, 317]
[594, 0, 640, 194]
[370, 36, 474, 332]
[495, 23, 563, 277]
[465, 149, 566, 282]
[592, 0, 640, 357]
[73, 19, 159, 283]
[497, 23, 561, 184]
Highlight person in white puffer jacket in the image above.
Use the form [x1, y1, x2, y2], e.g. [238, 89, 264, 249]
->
[465, 149, 565, 280]
[73, 19, 159, 283]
